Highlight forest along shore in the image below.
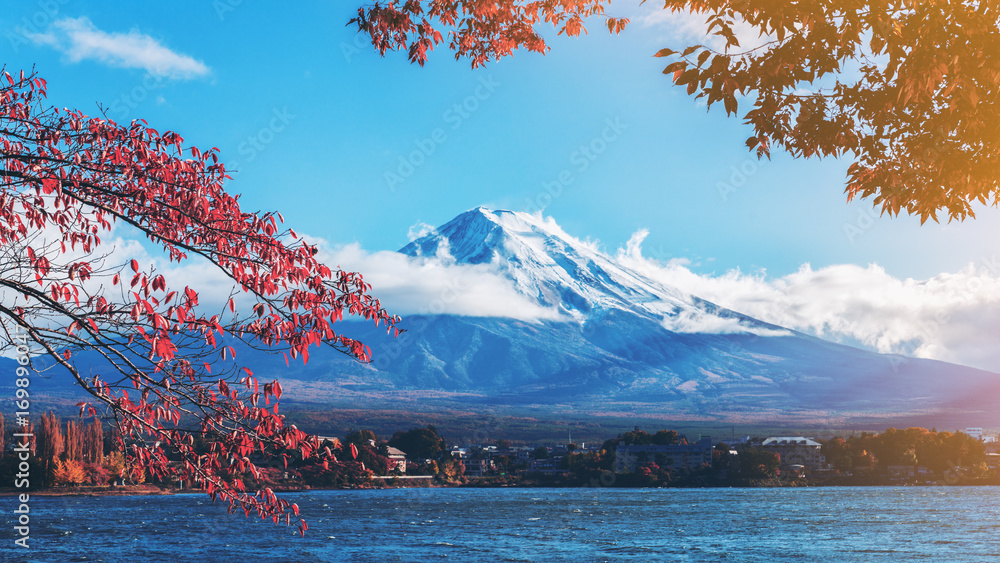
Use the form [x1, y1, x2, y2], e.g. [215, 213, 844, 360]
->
[3, 424, 998, 494]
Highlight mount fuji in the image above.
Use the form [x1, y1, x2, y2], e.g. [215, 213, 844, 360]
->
[15, 207, 1000, 428]
[254, 207, 998, 427]
[400, 207, 788, 336]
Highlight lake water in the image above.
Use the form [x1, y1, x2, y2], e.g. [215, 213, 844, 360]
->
[5, 486, 1000, 562]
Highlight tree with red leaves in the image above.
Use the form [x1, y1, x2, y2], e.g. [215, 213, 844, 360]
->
[350, 0, 1000, 223]
[0, 68, 399, 534]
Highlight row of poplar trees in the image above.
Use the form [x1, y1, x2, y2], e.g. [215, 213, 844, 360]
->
[1, 411, 110, 486]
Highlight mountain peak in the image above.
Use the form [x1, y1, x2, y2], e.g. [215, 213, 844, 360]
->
[400, 207, 568, 264]
[398, 207, 783, 335]
[452, 207, 556, 238]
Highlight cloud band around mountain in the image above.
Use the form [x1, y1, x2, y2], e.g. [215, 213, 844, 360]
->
[618, 229, 1000, 373]
[29, 214, 1000, 374]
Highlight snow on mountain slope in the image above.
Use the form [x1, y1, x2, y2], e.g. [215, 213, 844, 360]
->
[400, 207, 787, 336]
[377, 207, 1000, 424]
[20, 207, 1000, 427]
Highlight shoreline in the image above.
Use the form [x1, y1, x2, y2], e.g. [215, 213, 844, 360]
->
[2, 478, 996, 498]
[0, 485, 175, 497]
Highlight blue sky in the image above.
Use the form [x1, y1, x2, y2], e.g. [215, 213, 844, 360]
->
[5, 1, 999, 278]
[5, 1, 1000, 370]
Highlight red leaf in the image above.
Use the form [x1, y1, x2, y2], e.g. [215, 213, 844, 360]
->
[41, 177, 58, 194]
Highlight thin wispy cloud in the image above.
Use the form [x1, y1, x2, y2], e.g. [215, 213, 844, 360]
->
[24, 17, 210, 79]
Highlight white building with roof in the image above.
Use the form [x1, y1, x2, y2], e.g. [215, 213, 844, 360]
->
[386, 446, 407, 473]
[758, 437, 825, 470]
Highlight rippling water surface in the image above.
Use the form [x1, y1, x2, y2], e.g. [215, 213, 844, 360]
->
[6, 486, 1000, 562]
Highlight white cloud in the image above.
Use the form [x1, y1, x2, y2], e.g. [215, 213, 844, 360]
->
[24, 17, 210, 79]
[661, 309, 790, 337]
[406, 222, 437, 242]
[624, 228, 650, 260]
[315, 240, 562, 322]
[621, 230, 789, 337]
[618, 229, 1000, 373]
[149, 229, 565, 322]
[516, 210, 603, 255]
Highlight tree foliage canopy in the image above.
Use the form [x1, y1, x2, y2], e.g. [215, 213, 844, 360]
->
[389, 425, 446, 460]
[351, 0, 1000, 223]
[0, 69, 398, 533]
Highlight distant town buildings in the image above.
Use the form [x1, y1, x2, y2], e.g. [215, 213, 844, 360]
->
[613, 437, 714, 473]
[463, 458, 495, 477]
[367, 426, 1000, 482]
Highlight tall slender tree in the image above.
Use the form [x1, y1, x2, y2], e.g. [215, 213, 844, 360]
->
[84, 418, 104, 463]
[64, 419, 82, 462]
[36, 411, 64, 485]
[36, 412, 63, 462]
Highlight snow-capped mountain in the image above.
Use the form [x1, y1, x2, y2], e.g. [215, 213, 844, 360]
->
[400, 207, 783, 336]
[17, 207, 1000, 428]
[225, 206, 981, 425]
